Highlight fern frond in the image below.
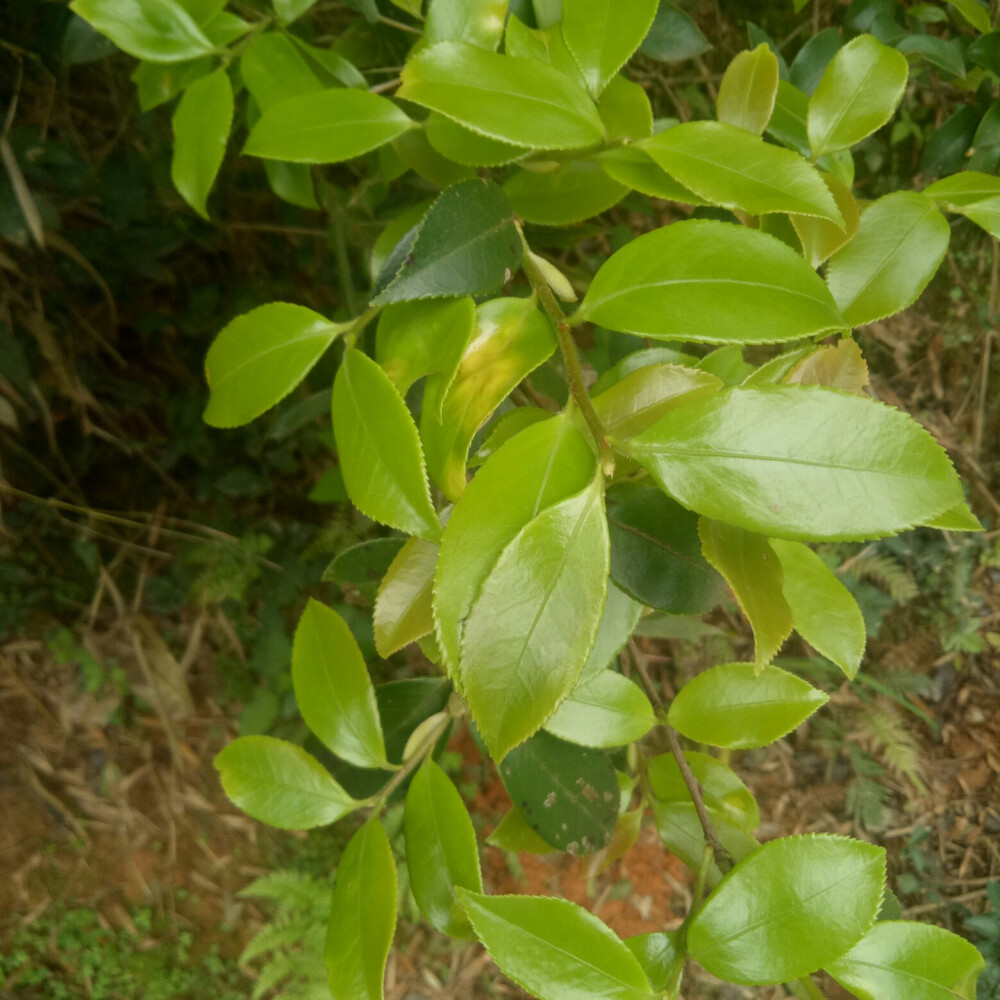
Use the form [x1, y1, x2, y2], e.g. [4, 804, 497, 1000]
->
[238, 870, 328, 911]
[241, 917, 310, 965]
[252, 953, 297, 1000]
[859, 702, 927, 793]
[872, 669, 932, 699]
[847, 776, 890, 832]
[846, 553, 918, 603]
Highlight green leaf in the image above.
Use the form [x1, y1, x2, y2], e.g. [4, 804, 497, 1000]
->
[598, 75, 654, 142]
[545, 671, 656, 747]
[332, 348, 441, 540]
[425, 0, 508, 49]
[398, 41, 605, 150]
[325, 538, 406, 602]
[640, 2, 711, 62]
[425, 113, 529, 166]
[579, 582, 643, 680]
[215, 736, 356, 829]
[653, 801, 759, 887]
[274, 0, 320, 23]
[422, 297, 556, 501]
[790, 172, 860, 268]
[923, 169, 1000, 206]
[945, 0, 993, 33]
[459, 889, 654, 1000]
[372, 179, 522, 306]
[562, 0, 659, 97]
[132, 57, 213, 111]
[807, 34, 909, 157]
[628, 385, 964, 540]
[461, 477, 609, 761]
[70, 0, 215, 62]
[170, 67, 232, 219]
[373, 538, 438, 657]
[826, 191, 949, 327]
[597, 146, 707, 204]
[897, 34, 967, 78]
[433, 414, 596, 675]
[647, 750, 760, 831]
[470, 407, 553, 467]
[392, 128, 477, 188]
[643, 122, 842, 222]
[240, 32, 323, 112]
[924, 501, 983, 531]
[375, 297, 476, 401]
[606, 483, 725, 615]
[204, 303, 347, 428]
[624, 932, 681, 994]
[504, 161, 629, 226]
[405, 759, 483, 939]
[717, 43, 780, 135]
[667, 662, 829, 749]
[487, 807, 558, 854]
[593, 347, 700, 395]
[505, 16, 588, 88]
[687, 834, 886, 984]
[577, 220, 847, 343]
[699, 519, 792, 668]
[790, 27, 844, 96]
[771, 538, 865, 679]
[325, 817, 397, 1000]
[293, 599, 389, 769]
[826, 919, 985, 1000]
[244, 89, 413, 164]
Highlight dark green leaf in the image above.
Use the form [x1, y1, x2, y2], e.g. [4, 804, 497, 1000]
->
[640, 2, 711, 62]
[579, 582, 643, 681]
[790, 27, 843, 96]
[324, 538, 406, 602]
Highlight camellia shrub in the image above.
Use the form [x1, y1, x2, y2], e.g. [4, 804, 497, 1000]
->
[73, 0, 997, 997]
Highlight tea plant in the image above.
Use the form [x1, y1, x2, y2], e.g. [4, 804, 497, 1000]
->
[73, 0, 996, 997]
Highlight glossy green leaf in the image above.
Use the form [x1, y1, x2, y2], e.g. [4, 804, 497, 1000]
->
[244, 89, 412, 164]
[717, 43, 779, 135]
[425, 0, 508, 49]
[807, 34, 909, 157]
[699, 519, 791, 668]
[461, 477, 609, 761]
[373, 539, 438, 657]
[332, 348, 441, 540]
[946, 0, 993, 32]
[791, 172, 860, 268]
[826, 920, 985, 1000]
[579, 582, 643, 680]
[784, 337, 869, 393]
[628, 386, 964, 540]
[325, 817, 397, 1000]
[545, 671, 656, 747]
[594, 347, 700, 395]
[375, 297, 476, 402]
[132, 57, 213, 111]
[422, 297, 556, 501]
[562, 0, 658, 97]
[425, 114, 529, 166]
[240, 32, 323, 111]
[597, 146, 706, 204]
[504, 161, 629, 226]
[925, 501, 983, 531]
[292, 599, 388, 769]
[647, 750, 760, 831]
[625, 933, 680, 994]
[950, 196, 1000, 239]
[487, 807, 558, 854]
[923, 170, 1000, 206]
[606, 483, 725, 615]
[643, 122, 842, 222]
[290, 36, 367, 90]
[325, 538, 406, 602]
[204, 303, 348, 428]
[826, 191, 950, 327]
[215, 736, 356, 829]
[459, 889, 653, 1000]
[667, 662, 828, 749]
[598, 74, 654, 142]
[470, 407, 553, 467]
[405, 759, 483, 938]
[687, 834, 886, 984]
[771, 538, 865, 679]
[433, 415, 596, 675]
[70, 0, 216, 62]
[398, 42, 605, 149]
[578, 220, 847, 343]
[640, 2, 711, 62]
[372, 179, 522, 306]
[170, 67, 232, 219]
[505, 16, 587, 87]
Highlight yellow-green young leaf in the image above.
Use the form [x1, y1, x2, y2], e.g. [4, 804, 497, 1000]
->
[771, 538, 865, 678]
[783, 337, 869, 393]
[717, 43, 779, 135]
[457, 890, 655, 1000]
[598, 75, 654, 142]
[293, 599, 388, 768]
[952, 197, 1000, 240]
[628, 386, 964, 540]
[433, 415, 597, 676]
[425, 113, 529, 165]
[579, 583, 643, 680]
[170, 67, 232, 219]
[404, 759, 483, 939]
[562, 0, 659, 97]
[826, 192, 950, 327]
[667, 662, 829, 749]
[790, 172, 860, 267]
[204, 303, 348, 428]
[643, 122, 843, 222]
[70, 0, 216, 62]
[946, 0, 993, 33]
[487, 807, 558, 854]
[545, 671, 656, 747]
[826, 920, 985, 1000]
[596, 146, 707, 204]
[578, 220, 846, 343]
[326, 817, 397, 1000]
[460, 478, 609, 761]
[923, 170, 1000, 206]
[398, 41, 605, 150]
[374, 538, 438, 657]
[699, 519, 792, 668]
[647, 750, 760, 831]
[505, 16, 588, 87]
[925, 502, 984, 531]
[586, 806, 644, 876]
[687, 834, 886, 984]
[332, 348, 441, 540]
[214, 736, 356, 829]
[375, 297, 476, 403]
[807, 34, 909, 157]
[244, 89, 413, 163]
[425, 0, 507, 49]
[422, 298, 556, 501]
[504, 161, 629, 226]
